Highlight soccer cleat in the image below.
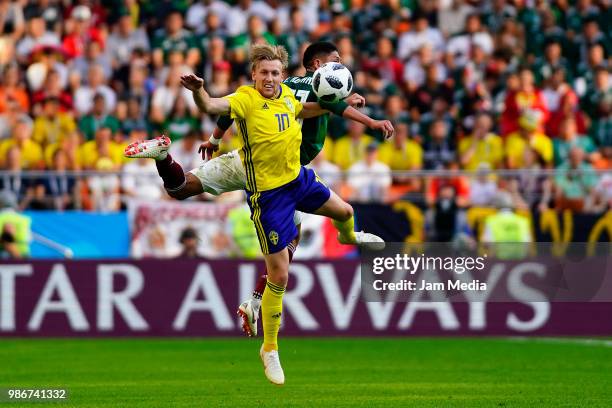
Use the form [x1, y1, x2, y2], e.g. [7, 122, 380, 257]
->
[338, 231, 386, 250]
[124, 135, 171, 160]
[237, 300, 259, 337]
[260, 345, 285, 385]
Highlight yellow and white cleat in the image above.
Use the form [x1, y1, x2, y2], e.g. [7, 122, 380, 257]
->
[338, 231, 386, 250]
[124, 135, 171, 160]
[260, 345, 285, 385]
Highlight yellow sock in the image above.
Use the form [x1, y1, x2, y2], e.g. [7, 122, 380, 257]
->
[261, 279, 285, 352]
[333, 217, 356, 244]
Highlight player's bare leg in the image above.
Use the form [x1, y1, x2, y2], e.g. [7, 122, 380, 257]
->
[259, 249, 289, 385]
[124, 135, 204, 200]
[314, 190, 385, 249]
[238, 225, 300, 337]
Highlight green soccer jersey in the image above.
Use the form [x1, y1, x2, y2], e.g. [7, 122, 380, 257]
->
[216, 71, 349, 165]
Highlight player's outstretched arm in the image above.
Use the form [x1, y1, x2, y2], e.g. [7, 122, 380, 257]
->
[342, 107, 395, 139]
[298, 102, 329, 119]
[181, 74, 230, 115]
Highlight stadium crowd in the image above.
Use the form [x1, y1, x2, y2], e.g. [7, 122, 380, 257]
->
[0, 0, 610, 214]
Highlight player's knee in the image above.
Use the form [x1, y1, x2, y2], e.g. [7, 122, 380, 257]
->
[267, 267, 288, 287]
[340, 203, 354, 222]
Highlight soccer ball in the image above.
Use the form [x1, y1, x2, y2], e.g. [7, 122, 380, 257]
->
[312, 63, 353, 103]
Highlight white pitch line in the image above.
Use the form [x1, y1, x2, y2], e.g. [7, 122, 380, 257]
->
[505, 337, 612, 348]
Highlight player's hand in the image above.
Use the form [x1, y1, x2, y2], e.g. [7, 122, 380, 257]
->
[180, 74, 205, 91]
[371, 120, 395, 139]
[345, 93, 366, 108]
[198, 139, 219, 162]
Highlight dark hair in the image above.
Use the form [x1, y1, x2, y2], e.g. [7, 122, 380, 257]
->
[303, 41, 338, 70]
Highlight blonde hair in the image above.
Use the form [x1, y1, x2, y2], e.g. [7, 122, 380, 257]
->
[249, 44, 289, 72]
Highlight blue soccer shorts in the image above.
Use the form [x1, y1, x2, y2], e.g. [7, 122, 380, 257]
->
[246, 166, 330, 254]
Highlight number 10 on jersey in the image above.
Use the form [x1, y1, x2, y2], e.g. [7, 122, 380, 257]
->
[275, 113, 290, 131]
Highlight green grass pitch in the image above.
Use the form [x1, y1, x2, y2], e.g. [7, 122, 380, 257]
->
[0, 337, 611, 407]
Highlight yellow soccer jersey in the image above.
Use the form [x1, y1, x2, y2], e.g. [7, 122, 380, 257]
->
[224, 84, 303, 192]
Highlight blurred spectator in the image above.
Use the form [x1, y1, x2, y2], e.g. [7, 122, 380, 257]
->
[532, 41, 571, 85]
[176, 227, 202, 259]
[168, 129, 202, 171]
[86, 157, 121, 212]
[206, 60, 232, 97]
[277, 7, 308, 67]
[62, 5, 104, 59]
[44, 131, 82, 171]
[438, 0, 475, 38]
[105, 12, 150, 71]
[410, 63, 453, 115]
[555, 146, 598, 212]
[32, 96, 76, 147]
[0, 0, 25, 42]
[429, 184, 461, 242]
[78, 93, 120, 141]
[308, 150, 341, 193]
[426, 162, 470, 209]
[422, 119, 456, 170]
[446, 13, 494, 68]
[150, 65, 198, 125]
[332, 121, 374, 170]
[186, 1, 231, 34]
[459, 113, 503, 170]
[30, 69, 73, 114]
[72, 41, 112, 82]
[0, 190, 31, 259]
[132, 224, 171, 259]
[42, 148, 79, 210]
[15, 12, 59, 64]
[163, 95, 198, 141]
[228, 14, 276, 67]
[553, 117, 597, 166]
[0, 119, 43, 170]
[574, 44, 606, 97]
[0, 64, 30, 114]
[501, 67, 549, 135]
[505, 112, 553, 169]
[227, 204, 260, 259]
[79, 126, 123, 170]
[0, 146, 26, 200]
[397, 13, 444, 61]
[378, 122, 423, 181]
[509, 147, 553, 212]
[118, 97, 148, 136]
[593, 173, 612, 212]
[543, 67, 587, 137]
[152, 9, 199, 70]
[482, 191, 532, 259]
[468, 163, 498, 207]
[226, 0, 276, 38]
[74, 64, 117, 117]
[582, 66, 611, 147]
[404, 44, 447, 94]
[122, 158, 164, 201]
[362, 36, 403, 86]
[346, 142, 391, 203]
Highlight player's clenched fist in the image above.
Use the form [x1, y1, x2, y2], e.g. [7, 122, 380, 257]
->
[181, 74, 205, 91]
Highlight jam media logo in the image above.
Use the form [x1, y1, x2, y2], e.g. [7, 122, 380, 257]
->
[269, 231, 279, 245]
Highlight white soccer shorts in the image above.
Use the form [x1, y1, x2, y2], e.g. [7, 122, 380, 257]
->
[189, 150, 305, 226]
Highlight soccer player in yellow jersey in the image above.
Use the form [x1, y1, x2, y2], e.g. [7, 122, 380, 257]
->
[178, 45, 372, 385]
